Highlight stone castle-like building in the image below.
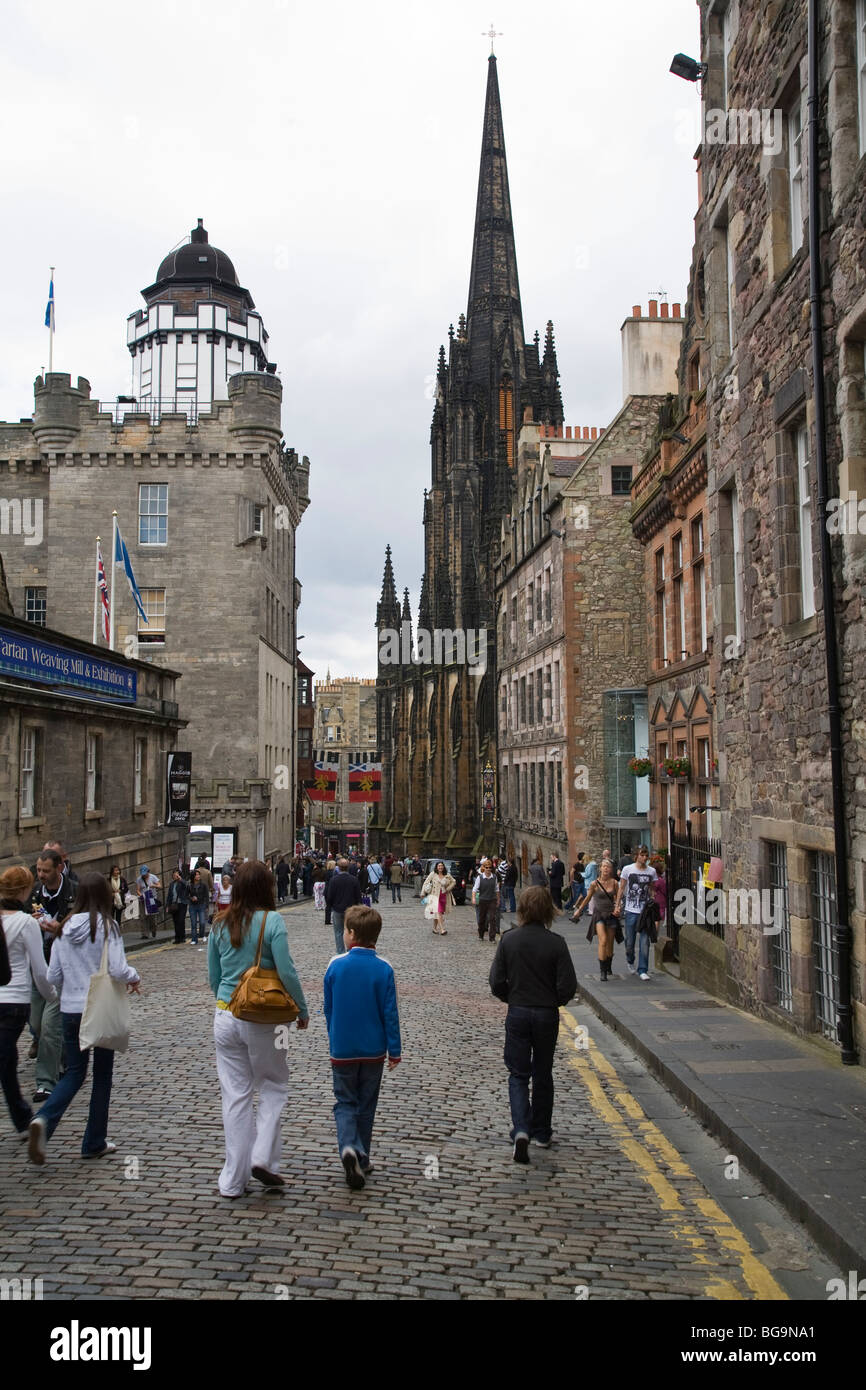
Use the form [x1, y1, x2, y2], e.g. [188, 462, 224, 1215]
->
[0, 222, 310, 861]
[373, 55, 563, 855]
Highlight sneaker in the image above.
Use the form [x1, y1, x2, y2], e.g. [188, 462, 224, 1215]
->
[626, 962, 637, 975]
[513, 1133, 530, 1165]
[638, 972, 651, 981]
[341, 1147, 365, 1190]
[532, 1137, 552, 1149]
[27, 1117, 46, 1166]
[82, 1142, 117, 1159]
[32, 1088, 51, 1103]
[251, 1165, 285, 1188]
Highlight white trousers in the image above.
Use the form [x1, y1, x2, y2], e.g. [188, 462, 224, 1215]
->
[213, 1009, 290, 1196]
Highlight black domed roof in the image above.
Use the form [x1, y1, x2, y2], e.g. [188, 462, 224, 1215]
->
[144, 220, 253, 307]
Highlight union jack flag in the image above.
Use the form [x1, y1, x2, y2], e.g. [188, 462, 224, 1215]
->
[97, 542, 110, 642]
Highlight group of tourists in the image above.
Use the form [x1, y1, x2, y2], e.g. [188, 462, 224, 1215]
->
[571, 844, 668, 981]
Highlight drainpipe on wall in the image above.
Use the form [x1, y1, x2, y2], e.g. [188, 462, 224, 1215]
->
[808, 0, 857, 1063]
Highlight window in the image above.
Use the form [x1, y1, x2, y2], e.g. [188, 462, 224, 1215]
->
[139, 483, 168, 545]
[697, 736, 711, 779]
[298, 676, 311, 706]
[138, 588, 166, 644]
[86, 732, 103, 813]
[857, 0, 866, 157]
[510, 594, 517, 648]
[768, 843, 793, 1013]
[134, 737, 146, 807]
[553, 661, 561, 723]
[602, 690, 649, 817]
[535, 577, 542, 625]
[529, 764, 536, 817]
[722, 2, 733, 110]
[521, 765, 527, 817]
[297, 728, 312, 759]
[547, 762, 555, 820]
[538, 763, 545, 820]
[326, 726, 335, 742]
[527, 582, 534, 631]
[655, 548, 667, 667]
[725, 223, 735, 352]
[543, 568, 552, 623]
[252, 504, 264, 535]
[519, 677, 526, 726]
[788, 100, 804, 256]
[672, 533, 686, 662]
[25, 587, 47, 626]
[691, 516, 707, 653]
[544, 664, 552, 723]
[536, 669, 544, 724]
[731, 490, 745, 646]
[555, 763, 562, 823]
[794, 424, 815, 618]
[611, 465, 633, 496]
[20, 726, 41, 818]
[812, 852, 839, 1041]
[176, 334, 197, 390]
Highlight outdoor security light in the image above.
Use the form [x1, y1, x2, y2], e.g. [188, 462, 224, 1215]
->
[669, 53, 707, 84]
[671, 431, 690, 445]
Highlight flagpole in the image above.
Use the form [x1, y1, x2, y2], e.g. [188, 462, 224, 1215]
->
[93, 537, 100, 644]
[109, 511, 117, 652]
[48, 266, 55, 373]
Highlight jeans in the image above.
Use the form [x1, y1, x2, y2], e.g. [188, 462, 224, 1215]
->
[331, 910, 346, 955]
[331, 1060, 384, 1168]
[0, 1003, 32, 1132]
[502, 885, 516, 913]
[624, 911, 650, 974]
[369, 882, 380, 903]
[36, 1012, 115, 1155]
[503, 1005, 560, 1143]
[30, 985, 62, 1092]
[390, 884, 402, 902]
[189, 904, 208, 942]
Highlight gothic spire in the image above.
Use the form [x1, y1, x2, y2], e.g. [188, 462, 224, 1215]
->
[376, 544, 400, 629]
[465, 54, 525, 389]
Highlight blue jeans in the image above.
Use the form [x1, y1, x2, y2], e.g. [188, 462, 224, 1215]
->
[503, 1005, 559, 1143]
[502, 886, 516, 913]
[189, 904, 208, 942]
[369, 882, 380, 903]
[0, 1003, 32, 1133]
[390, 883, 402, 902]
[36, 1013, 115, 1155]
[624, 911, 650, 973]
[331, 911, 346, 955]
[331, 1060, 384, 1168]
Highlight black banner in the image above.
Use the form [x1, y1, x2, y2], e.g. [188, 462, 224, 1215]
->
[164, 751, 192, 826]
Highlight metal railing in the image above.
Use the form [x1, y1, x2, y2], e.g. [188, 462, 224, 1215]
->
[100, 397, 205, 427]
[812, 850, 839, 1042]
[667, 817, 723, 958]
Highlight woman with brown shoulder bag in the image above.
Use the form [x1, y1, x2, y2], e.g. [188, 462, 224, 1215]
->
[208, 861, 309, 1198]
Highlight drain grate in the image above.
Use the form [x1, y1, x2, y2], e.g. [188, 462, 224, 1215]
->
[657, 998, 725, 1010]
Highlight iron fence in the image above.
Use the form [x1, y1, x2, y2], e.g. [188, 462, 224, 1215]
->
[667, 817, 723, 959]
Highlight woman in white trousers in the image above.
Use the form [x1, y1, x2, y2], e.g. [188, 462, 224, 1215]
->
[208, 861, 309, 1197]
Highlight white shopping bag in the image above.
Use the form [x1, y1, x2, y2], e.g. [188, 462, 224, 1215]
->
[79, 929, 132, 1052]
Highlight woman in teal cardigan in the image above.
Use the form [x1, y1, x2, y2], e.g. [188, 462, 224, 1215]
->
[208, 861, 309, 1198]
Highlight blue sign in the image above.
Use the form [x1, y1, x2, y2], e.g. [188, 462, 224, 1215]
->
[0, 627, 137, 703]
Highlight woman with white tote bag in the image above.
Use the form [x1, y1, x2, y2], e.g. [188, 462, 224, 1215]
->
[27, 873, 140, 1166]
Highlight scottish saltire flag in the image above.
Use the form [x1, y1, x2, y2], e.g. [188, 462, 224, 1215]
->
[305, 751, 337, 802]
[44, 278, 55, 329]
[348, 757, 382, 803]
[96, 542, 110, 641]
[113, 524, 148, 623]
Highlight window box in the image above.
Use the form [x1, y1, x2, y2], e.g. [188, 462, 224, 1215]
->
[660, 756, 691, 779]
[628, 757, 653, 778]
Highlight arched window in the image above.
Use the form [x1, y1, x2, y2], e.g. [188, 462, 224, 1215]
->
[450, 686, 462, 748]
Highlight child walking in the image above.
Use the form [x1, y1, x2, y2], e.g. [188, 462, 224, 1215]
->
[323, 905, 401, 1190]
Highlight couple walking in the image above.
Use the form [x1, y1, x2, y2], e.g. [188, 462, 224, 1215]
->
[208, 862, 400, 1197]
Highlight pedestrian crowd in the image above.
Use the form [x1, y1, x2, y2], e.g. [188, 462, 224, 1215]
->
[1, 833, 668, 1188]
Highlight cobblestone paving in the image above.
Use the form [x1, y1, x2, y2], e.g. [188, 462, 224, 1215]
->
[0, 898, 802, 1300]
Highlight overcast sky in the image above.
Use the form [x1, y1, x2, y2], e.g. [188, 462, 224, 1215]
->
[1, 0, 701, 682]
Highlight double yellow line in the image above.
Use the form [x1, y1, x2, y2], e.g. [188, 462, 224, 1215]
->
[560, 1006, 787, 1301]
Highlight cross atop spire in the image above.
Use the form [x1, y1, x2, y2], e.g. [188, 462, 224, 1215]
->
[482, 22, 502, 55]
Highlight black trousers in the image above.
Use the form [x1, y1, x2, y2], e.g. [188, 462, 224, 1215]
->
[0, 1003, 32, 1133]
[170, 906, 187, 942]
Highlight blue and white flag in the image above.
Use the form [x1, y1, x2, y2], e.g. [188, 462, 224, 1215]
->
[114, 524, 148, 623]
[44, 278, 55, 329]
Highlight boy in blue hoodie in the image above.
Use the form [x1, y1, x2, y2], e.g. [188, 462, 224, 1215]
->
[323, 905, 401, 1190]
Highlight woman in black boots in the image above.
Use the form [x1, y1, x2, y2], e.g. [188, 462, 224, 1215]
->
[572, 855, 619, 980]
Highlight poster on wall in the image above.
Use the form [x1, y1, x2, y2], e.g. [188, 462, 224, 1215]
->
[165, 752, 192, 826]
[212, 829, 237, 869]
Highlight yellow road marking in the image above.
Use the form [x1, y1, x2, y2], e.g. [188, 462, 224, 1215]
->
[561, 1006, 788, 1301]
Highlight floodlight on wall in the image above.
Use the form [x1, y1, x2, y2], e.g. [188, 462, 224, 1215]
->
[671, 431, 690, 445]
[669, 53, 707, 84]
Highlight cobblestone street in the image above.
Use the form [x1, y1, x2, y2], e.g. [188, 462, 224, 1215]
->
[0, 901, 834, 1301]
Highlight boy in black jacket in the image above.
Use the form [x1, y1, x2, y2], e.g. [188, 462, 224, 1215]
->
[489, 886, 577, 1164]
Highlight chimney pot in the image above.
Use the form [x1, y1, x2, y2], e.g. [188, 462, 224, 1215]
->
[591, 427, 597, 440]
[565, 426, 571, 439]
[583, 427, 590, 439]
[632, 304, 641, 318]
[660, 303, 669, 318]
[649, 299, 658, 318]
[673, 303, 682, 318]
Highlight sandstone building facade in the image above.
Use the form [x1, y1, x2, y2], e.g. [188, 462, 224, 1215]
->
[0, 224, 311, 861]
[312, 675, 377, 853]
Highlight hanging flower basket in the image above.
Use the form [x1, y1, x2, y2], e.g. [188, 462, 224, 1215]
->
[660, 756, 691, 779]
[628, 756, 653, 778]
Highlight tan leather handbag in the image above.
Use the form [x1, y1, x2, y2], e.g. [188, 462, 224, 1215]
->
[228, 914, 300, 1024]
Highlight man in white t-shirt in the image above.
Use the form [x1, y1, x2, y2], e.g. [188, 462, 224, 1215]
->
[613, 845, 657, 980]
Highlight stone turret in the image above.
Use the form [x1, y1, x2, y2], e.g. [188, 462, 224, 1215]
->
[32, 374, 89, 452]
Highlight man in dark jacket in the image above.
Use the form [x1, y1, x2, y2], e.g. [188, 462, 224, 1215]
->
[489, 885, 577, 1164]
[275, 857, 290, 903]
[548, 854, 566, 910]
[325, 860, 361, 957]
